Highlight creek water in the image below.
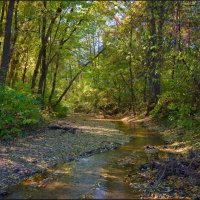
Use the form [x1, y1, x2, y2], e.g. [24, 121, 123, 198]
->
[4, 120, 164, 199]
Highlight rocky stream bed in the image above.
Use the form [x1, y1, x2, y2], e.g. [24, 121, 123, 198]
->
[1, 114, 200, 199]
[0, 115, 130, 197]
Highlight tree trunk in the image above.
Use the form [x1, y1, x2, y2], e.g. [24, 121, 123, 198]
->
[0, 1, 6, 49]
[8, 0, 19, 64]
[129, 15, 136, 114]
[52, 48, 104, 108]
[48, 54, 59, 106]
[0, 0, 15, 87]
[38, 1, 47, 97]
[52, 70, 82, 108]
[31, 6, 62, 91]
[7, 0, 19, 86]
[22, 48, 29, 83]
[143, 73, 147, 103]
[9, 52, 19, 87]
[146, 1, 165, 115]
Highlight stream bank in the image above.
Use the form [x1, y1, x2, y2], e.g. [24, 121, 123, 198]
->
[2, 117, 165, 199]
[121, 114, 200, 199]
[1, 114, 199, 199]
[0, 115, 130, 196]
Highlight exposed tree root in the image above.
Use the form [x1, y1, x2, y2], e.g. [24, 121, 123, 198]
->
[140, 150, 200, 189]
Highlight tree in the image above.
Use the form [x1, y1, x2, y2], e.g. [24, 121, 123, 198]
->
[0, 0, 15, 86]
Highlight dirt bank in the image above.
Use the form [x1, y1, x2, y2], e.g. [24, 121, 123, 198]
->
[121, 115, 195, 153]
[121, 114, 200, 199]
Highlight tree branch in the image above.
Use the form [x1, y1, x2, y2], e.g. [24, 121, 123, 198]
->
[52, 48, 105, 108]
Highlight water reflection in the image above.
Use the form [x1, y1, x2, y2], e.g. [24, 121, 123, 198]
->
[4, 121, 164, 199]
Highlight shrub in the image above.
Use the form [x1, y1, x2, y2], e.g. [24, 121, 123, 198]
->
[54, 104, 69, 118]
[151, 91, 198, 129]
[0, 87, 41, 139]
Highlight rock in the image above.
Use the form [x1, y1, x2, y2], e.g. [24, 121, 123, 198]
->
[13, 168, 20, 173]
[187, 150, 199, 159]
[29, 183, 37, 188]
[85, 150, 93, 155]
[0, 190, 8, 197]
[139, 164, 149, 171]
[0, 116, 130, 195]
[164, 141, 170, 145]
[161, 187, 173, 193]
[81, 192, 93, 199]
[144, 145, 158, 154]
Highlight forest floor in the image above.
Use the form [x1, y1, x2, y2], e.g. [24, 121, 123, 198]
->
[0, 114, 130, 196]
[121, 114, 200, 199]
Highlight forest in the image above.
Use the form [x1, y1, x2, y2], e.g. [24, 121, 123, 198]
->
[0, 1, 200, 199]
[0, 0, 200, 137]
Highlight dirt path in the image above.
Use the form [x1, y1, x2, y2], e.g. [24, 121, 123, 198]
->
[0, 115, 130, 195]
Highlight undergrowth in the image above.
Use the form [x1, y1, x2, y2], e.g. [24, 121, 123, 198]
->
[0, 86, 42, 139]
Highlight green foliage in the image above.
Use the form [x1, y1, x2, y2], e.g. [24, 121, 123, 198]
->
[0, 87, 41, 139]
[0, 0, 199, 141]
[54, 104, 69, 118]
[151, 91, 199, 129]
[194, 141, 200, 150]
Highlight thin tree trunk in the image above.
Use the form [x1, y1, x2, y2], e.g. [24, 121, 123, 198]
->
[143, 73, 147, 103]
[52, 70, 82, 108]
[7, 0, 19, 86]
[48, 54, 59, 106]
[0, 0, 15, 87]
[8, 0, 19, 63]
[52, 48, 104, 108]
[22, 48, 29, 83]
[129, 55, 136, 114]
[9, 54, 18, 87]
[31, 6, 62, 91]
[129, 15, 136, 114]
[146, 2, 157, 115]
[40, 13, 88, 91]
[0, 1, 6, 49]
[38, 1, 47, 97]
[152, 1, 164, 102]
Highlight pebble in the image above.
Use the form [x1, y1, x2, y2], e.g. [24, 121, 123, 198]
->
[0, 117, 130, 193]
[0, 190, 8, 197]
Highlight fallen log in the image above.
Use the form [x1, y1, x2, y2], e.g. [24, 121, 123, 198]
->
[48, 124, 78, 134]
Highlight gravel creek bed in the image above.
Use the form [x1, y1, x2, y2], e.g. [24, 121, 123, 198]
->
[0, 116, 130, 195]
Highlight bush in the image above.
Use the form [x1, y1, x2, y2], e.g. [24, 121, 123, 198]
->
[0, 87, 41, 139]
[151, 91, 198, 129]
[54, 104, 69, 118]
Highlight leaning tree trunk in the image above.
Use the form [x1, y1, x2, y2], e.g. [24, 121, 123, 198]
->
[52, 48, 104, 109]
[0, 0, 15, 87]
[52, 70, 82, 109]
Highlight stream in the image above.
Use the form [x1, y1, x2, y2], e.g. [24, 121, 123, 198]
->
[4, 120, 164, 199]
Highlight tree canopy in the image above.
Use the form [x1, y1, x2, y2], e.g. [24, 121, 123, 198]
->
[0, 0, 200, 138]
